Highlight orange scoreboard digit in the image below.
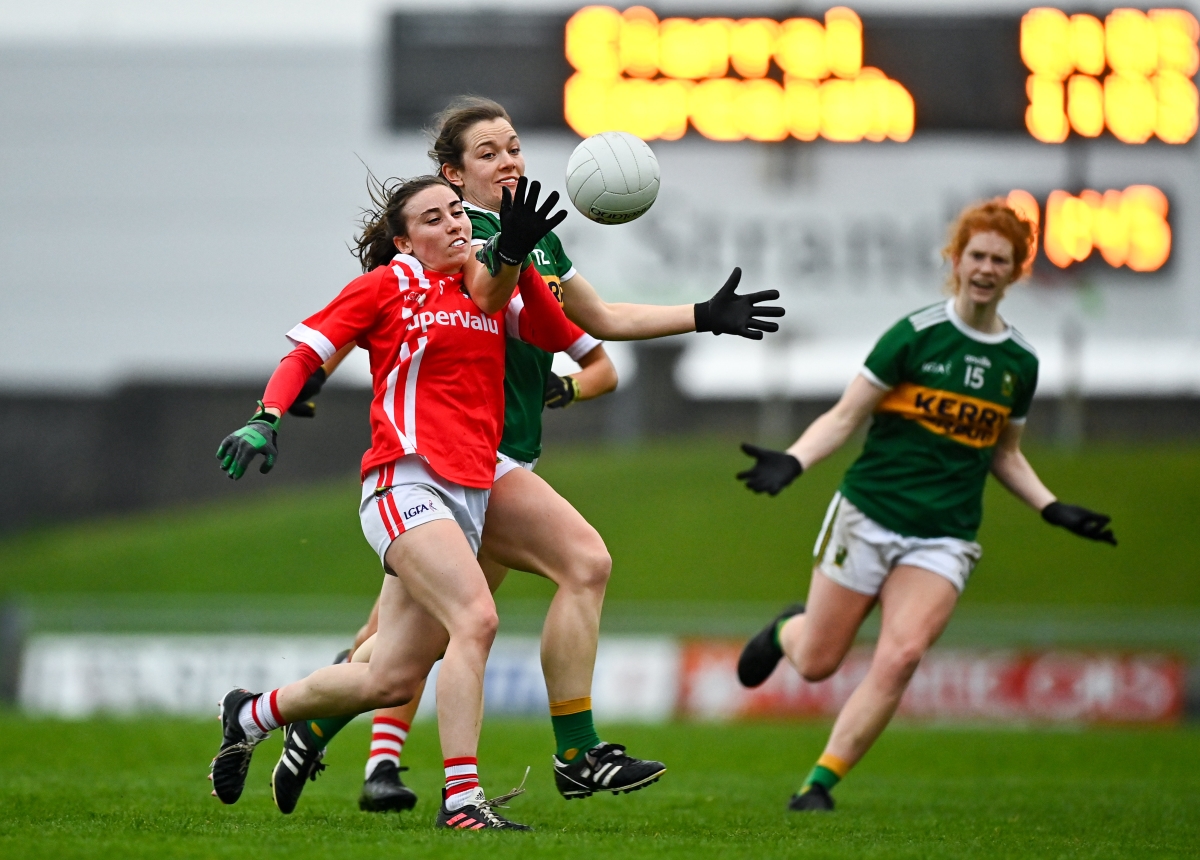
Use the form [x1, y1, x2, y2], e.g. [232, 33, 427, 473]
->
[1022, 8, 1198, 143]
[564, 6, 914, 142]
[1008, 186, 1172, 273]
[559, 5, 1199, 145]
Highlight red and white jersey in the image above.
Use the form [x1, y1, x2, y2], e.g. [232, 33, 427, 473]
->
[284, 254, 574, 489]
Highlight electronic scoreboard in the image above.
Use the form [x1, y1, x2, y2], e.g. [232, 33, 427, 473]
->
[387, 7, 1194, 276]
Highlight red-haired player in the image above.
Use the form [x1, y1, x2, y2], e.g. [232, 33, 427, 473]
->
[210, 174, 574, 831]
[735, 198, 1117, 812]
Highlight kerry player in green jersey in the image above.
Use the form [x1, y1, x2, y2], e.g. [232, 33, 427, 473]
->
[269, 97, 784, 816]
[736, 199, 1116, 813]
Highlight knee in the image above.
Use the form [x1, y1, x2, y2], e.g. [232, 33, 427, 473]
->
[796, 650, 842, 683]
[561, 537, 612, 594]
[455, 600, 499, 649]
[368, 670, 420, 708]
[873, 641, 927, 687]
[573, 546, 612, 593]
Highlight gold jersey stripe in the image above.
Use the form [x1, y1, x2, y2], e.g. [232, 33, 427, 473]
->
[877, 383, 1011, 449]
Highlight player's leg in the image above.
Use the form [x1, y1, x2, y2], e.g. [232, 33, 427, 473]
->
[347, 561, 507, 814]
[791, 566, 958, 811]
[478, 466, 666, 798]
[356, 555, 508, 812]
[358, 689, 422, 812]
[481, 468, 607, 702]
[272, 631, 425, 814]
[218, 522, 502, 811]
[783, 571, 875, 680]
[738, 494, 877, 688]
[382, 519, 529, 829]
[214, 567, 444, 806]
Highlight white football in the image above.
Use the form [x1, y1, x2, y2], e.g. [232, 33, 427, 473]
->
[565, 131, 660, 225]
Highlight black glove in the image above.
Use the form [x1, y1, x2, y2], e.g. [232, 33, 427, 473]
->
[287, 366, 327, 418]
[737, 443, 803, 495]
[1041, 501, 1117, 545]
[216, 402, 280, 479]
[477, 176, 568, 275]
[694, 268, 785, 340]
[544, 373, 580, 409]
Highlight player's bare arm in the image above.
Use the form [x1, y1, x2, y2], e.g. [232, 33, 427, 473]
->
[787, 375, 888, 470]
[545, 344, 618, 409]
[560, 271, 693, 339]
[737, 374, 885, 496]
[323, 342, 355, 376]
[988, 421, 1055, 510]
[573, 344, 618, 400]
[561, 267, 785, 342]
[991, 421, 1117, 544]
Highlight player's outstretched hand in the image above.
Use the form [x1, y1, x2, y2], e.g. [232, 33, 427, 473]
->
[1041, 501, 1117, 545]
[287, 366, 327, 418]
[737, 443, 803, 495]
[694, 268, 786, 340]
[478, 176, 568, 275]
[544, 373, 580, 409]
[216, 404, 280, 479]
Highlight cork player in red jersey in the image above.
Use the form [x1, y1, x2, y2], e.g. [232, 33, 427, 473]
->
[209, 174, 575, 831]
[269, 96, 787, 817]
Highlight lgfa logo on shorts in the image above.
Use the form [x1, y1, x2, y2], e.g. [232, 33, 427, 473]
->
[403, 306, 498, 334]
[402, 501, 437, 521]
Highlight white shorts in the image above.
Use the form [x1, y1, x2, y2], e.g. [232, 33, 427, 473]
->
[360, 455, 490, 568]
[494, 451, 537, 483]
[813, 492, 981, 596]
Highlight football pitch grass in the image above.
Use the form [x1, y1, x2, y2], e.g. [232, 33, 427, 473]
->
[3, 439, 1199, 608]
[1, 717, 1197, 859]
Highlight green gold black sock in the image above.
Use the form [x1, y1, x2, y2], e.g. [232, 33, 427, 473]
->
[802, 753, 850, 794]
[550, 696, 601, 762]
[308, 714, 355, 750]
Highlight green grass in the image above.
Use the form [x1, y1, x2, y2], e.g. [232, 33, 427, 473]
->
[1, 717, 1196, 858]
[2, 439, 1199, 606]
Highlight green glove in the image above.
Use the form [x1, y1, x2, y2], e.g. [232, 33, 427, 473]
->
[216, 402, 280, 479]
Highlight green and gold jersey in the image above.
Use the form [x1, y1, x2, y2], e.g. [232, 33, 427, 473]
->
[840, 299, 1039, 542]
[467, 202, 596, 463]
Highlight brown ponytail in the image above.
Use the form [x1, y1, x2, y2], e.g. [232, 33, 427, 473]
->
[352, 174, 462, 272]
